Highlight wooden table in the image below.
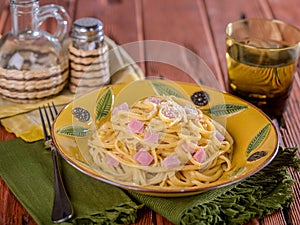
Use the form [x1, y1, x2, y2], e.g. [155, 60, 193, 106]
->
[1, 0, 299, 224]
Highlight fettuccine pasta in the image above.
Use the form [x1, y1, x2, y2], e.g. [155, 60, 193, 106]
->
[89, 95, 233, 187]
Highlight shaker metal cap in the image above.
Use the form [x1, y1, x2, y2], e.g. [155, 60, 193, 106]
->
[71, 17, 104, 42]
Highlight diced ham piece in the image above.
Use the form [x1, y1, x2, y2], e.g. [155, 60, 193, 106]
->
[193, 148, 206, 163]
[182, 142, 196, 154]
[145, 96, 163, 105]
[144, 131, 159, 144]
[128, 118, 144, 134]
[162, 155, 181, 169]
[134, 149, 153, 166]
[112, 102, 129, 115]
[106, 155, 119, 167]
[215, 130, 225, 142]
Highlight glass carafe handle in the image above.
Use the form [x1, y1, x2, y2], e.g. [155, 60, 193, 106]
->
[38, 4, 71, 42]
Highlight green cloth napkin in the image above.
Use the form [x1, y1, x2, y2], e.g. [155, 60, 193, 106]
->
[0, 138, 299, 225]
[129, 146, 299, 225]
[0, 138, 142, 225]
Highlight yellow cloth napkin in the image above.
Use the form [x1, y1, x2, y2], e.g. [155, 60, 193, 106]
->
[0, 36, 144, 142]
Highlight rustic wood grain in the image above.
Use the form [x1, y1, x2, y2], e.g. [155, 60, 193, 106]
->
[75, 0, 142, 45]
[265, 1, 300, 224]
[141, 0, 220, 86]
[0, 0, 299, 224]
[0, 0, 9, 34]
[0, 179, 36, 225]
[205, 0, 268, 91]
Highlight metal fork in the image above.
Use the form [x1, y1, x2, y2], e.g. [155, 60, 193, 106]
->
[39, 102, 73, 223]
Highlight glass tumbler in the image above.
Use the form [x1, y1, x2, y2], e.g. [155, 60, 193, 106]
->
[226, 19, 300, 118]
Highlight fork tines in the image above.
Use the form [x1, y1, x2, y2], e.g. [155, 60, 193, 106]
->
[39, 102, 58, 147]
[38, 102, 73, 222]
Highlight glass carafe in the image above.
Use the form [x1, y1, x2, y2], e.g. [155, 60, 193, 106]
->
[0, 0, 70, 103]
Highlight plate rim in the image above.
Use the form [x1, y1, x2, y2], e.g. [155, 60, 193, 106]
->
[52, 80, 279, 196]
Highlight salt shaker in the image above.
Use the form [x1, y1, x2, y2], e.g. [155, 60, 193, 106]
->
[69, 17, 110, 94]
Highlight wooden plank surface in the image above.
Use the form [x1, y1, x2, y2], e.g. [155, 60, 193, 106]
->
[0, 0, 299, 224]
[141, 0, 224, 88]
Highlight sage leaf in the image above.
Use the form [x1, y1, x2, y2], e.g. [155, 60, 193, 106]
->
[247, 123, 271, 156]
[56, 125, 89, 137]
[229, 166, 246, 178]
[151, 81, 183, 98]
[95, 87, 113, 121]
[203, 104, 248, 116]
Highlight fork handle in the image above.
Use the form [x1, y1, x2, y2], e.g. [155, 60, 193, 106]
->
[51, 148, 73, 223]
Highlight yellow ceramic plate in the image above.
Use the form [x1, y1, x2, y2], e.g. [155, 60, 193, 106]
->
[52, 80, 279, 197]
